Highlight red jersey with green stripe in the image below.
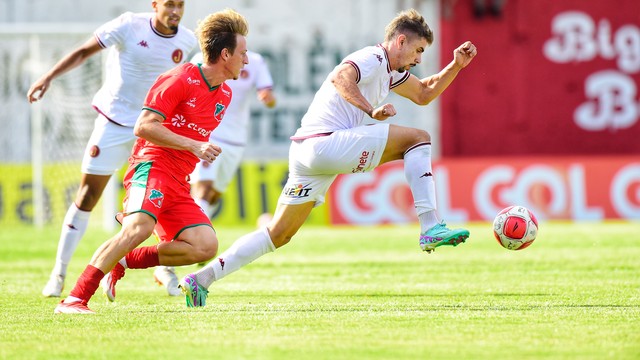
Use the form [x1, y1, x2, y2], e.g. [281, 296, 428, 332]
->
[130, 62, 231, 178]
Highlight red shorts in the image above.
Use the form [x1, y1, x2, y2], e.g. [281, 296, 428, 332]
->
[121, 161, 211, 241]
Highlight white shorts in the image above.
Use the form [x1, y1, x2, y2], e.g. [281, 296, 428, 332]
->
[81, 114, 136, 176]
[278, 123, 389, 207]
[189, 140, 245, 193]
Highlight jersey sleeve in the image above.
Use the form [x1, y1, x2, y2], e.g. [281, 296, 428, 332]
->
[390, 71, 410, 89]
[94, 12, 134, 48]
[143, 73, 187, 119]
[341, 47, 383, 85]
[252, 54, 274, 90]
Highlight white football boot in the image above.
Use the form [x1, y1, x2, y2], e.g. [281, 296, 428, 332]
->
[154, 266, 181, 296]
[42, 274, 65, 297]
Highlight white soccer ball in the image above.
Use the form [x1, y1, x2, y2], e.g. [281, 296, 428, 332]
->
[493, 205, 539, 250]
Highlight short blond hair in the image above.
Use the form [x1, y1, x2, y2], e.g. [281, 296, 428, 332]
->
[384, 9, 433, 45]
[196, 8, 249, 64]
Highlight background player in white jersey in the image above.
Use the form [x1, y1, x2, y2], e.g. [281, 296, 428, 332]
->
[189, 50, 276, 218]
[27, 0, 197, 298]
[178, 8, 478, 307]
[152, 50, 276, 283]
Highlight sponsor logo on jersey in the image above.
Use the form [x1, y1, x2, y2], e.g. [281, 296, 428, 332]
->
[138, 40, 149, 48]
[171, 114, 186, 127]
[148, 189, 164, 208]
[352, 150, 371, 173]
[186, 97, 196, 108]
[375, 54, 383, 63]
[172, 49, 184, 63]
[171, 114, 214, 138]
[186, 123, 212, 138]
[187, 77, 201, 86]
[282, 183, 312, 198]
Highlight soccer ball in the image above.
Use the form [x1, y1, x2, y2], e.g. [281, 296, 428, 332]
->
[493, 205, 538, 250]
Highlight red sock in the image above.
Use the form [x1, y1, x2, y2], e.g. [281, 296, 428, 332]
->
[68, 265, 105, 303]
[125, 245, 160, 269]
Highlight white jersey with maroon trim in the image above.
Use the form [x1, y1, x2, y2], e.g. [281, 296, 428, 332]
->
[191, 50, 274, 146]
[292, 44, 410, 139]
[92, 12, 196, 127]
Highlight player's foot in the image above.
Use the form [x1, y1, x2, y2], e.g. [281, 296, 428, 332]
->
[42, 274, 65, 297]
[178, 274, 208, 308]
[54, 300, 94, 314]
[419, 222, 470, 253]
[153, 266, 181, 296]
[100, 263, 125, 302]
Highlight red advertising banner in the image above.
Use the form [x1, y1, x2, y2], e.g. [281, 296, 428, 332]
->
[327, 156, 640, 223]
[439, 0, 640, 156]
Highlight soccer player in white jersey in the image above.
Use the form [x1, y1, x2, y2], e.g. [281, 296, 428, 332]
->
[27, 0, 197, 298]
[189, 50, 276, 217]
[152, 50, 276, 284]
[178, 8, 478, 307]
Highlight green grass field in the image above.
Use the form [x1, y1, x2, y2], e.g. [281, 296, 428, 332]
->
[0, 221, 638, 359]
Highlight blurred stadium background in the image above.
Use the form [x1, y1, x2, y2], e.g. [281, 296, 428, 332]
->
[0, 0, 638, 229]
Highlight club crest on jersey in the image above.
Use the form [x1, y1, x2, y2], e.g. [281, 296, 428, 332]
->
[172, 49, 184, 63]
[214, 103, 226, 122]
[148, 189, 164, 208]
[282, 183, 312, 198]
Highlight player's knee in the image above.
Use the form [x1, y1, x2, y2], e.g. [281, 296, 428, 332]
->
[119, 225, 154, 252]
[192, 237, 219, 263]
[413, 129, 431, 143]
[267, 228, 294, 248]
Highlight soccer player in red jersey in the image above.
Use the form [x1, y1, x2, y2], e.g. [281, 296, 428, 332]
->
[54, 8, 249, 314]
[28, 1, 197, 299]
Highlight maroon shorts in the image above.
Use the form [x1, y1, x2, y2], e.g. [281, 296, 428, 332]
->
[121, 161, 211, 241]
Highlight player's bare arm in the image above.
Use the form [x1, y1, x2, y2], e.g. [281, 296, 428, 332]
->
[393, 41, 477, 106]
[257, 88, 277, 108]
[27, 37, 103, 103]
[330, 63, 397, 120]
[134, 109, 221, 163]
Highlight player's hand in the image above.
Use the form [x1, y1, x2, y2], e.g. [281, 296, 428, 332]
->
[371, 103, 396, 121]
[453, 41, 477, 69]
[196, 142, 222, 163]
[27, 77, 51, 103]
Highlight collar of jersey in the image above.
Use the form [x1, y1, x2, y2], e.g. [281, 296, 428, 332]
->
[197, 63, 221, 91]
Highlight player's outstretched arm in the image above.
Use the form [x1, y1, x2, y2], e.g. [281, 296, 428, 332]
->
[393, 41, 477, 106]
[27, 36, 103, 103]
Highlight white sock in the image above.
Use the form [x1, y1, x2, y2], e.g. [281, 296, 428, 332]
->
[403, 144, 439, 232]
[418, 211, 440, 233]
[195, 227, 275, 288]
[52, 205, 91, 277]
[63, 296, 83, 304]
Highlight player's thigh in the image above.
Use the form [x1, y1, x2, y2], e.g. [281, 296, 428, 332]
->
[173, 224, 218, 255]
[292, 124, 389, 175]
[380, 124, 431, 164]
[82, 115, 136, 175]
